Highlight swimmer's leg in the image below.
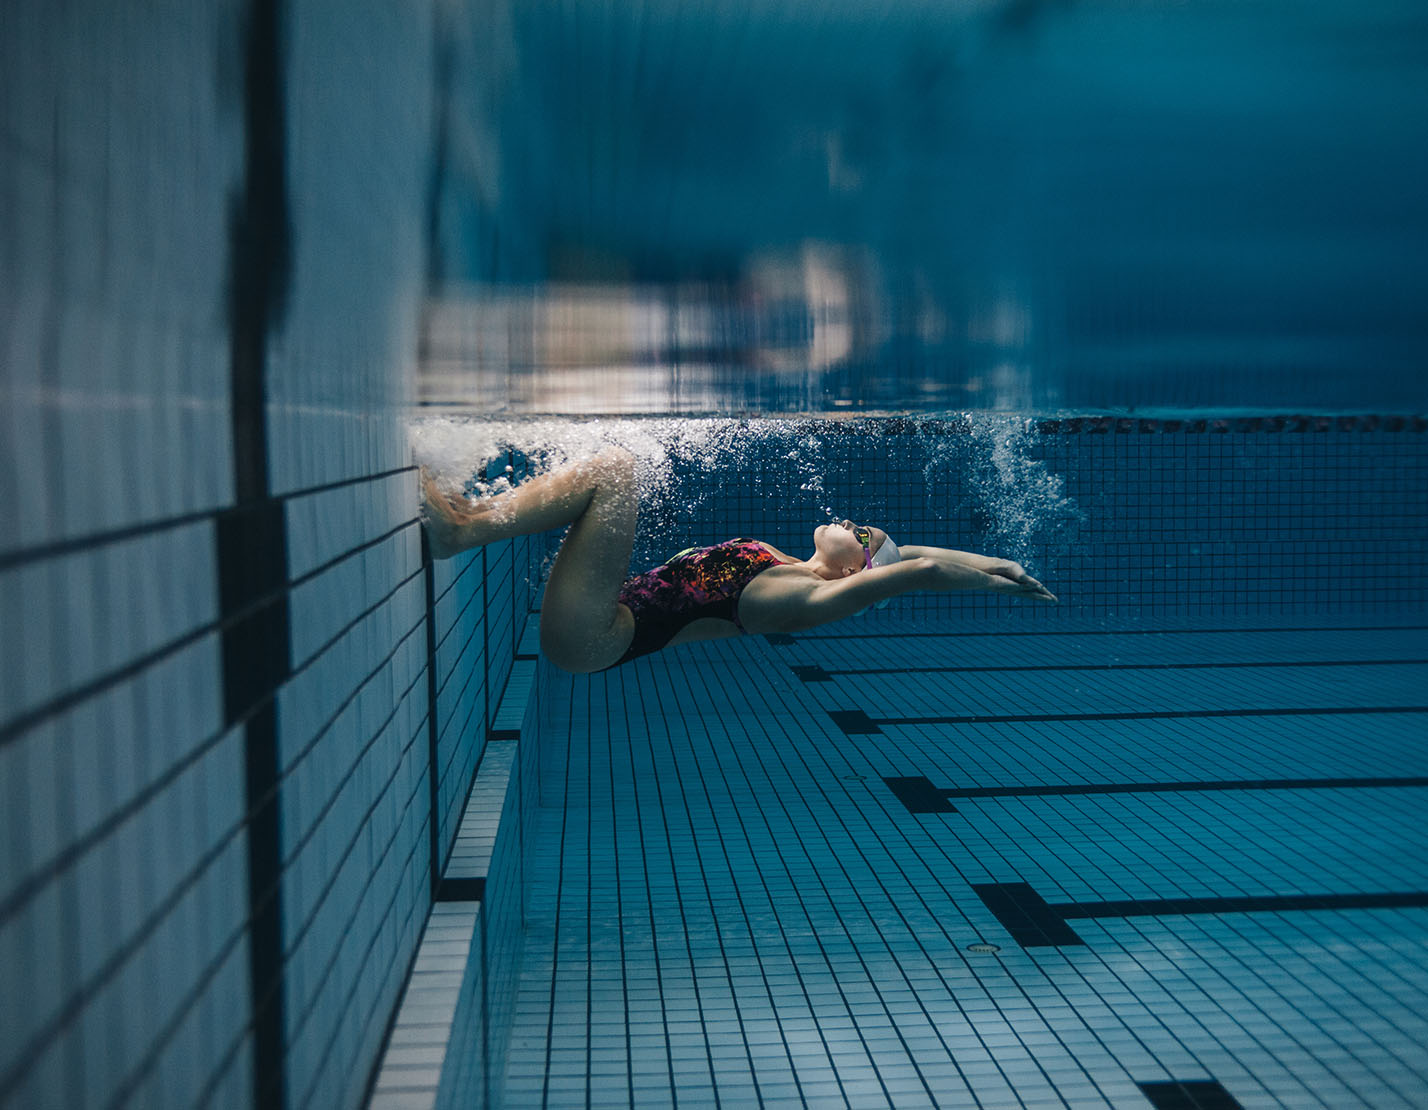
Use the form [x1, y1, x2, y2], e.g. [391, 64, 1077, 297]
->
[421, 448, 626, 556]
[420, 469, 497, 558]
[421, 448, 637, 672]
[538, 449, 638, 672]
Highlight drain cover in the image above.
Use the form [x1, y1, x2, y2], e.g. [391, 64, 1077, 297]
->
[966, 943, 1001, 954]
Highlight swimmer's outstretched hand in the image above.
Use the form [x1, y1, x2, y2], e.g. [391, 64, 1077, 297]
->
[920, 548, 1058, 602]
[981, 558, 1058, 603]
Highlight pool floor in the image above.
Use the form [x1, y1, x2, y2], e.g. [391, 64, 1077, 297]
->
[503, 619, 1428, 1108]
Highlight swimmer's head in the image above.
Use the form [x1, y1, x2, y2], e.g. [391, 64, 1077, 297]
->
[864, 530, 901, 608]
[813, 519, 899, 578]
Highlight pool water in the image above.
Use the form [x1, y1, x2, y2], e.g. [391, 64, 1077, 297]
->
[508, 617, 1428, 1108]
[7, 1, 1427, 1106]
[376, 414, 1428, 1109]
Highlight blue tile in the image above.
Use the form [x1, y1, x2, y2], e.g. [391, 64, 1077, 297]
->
[495, 615, 1428, 1106]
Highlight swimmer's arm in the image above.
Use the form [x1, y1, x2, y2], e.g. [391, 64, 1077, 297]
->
[898, 545, 1057, 601]
[759, 557, 969, 632]
[749, 554, 1056, 633]
[897, 544, 1000, 570]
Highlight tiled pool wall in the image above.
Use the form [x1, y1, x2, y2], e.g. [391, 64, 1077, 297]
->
[5, 5, 1428, 1110]
[0, 1, 546, 1107]
[414, 621, 545, 1110]
[640, 417, 1428, 624]
[414, 534, 542, 1110]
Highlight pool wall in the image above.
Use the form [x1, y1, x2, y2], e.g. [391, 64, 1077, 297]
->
[4, 1, 1428, 1108]
[0, 1, 542, 1107]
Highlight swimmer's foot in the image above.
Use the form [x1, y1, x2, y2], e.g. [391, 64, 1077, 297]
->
[420, 468, 490, 559]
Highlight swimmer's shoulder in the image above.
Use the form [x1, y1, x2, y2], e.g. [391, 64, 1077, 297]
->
[738, 557, 822, 633]
[751, 540, 803, 566]
[742, 553, 819, 601]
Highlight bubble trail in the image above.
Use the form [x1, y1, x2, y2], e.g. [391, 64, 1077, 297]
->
[411, 413, 1082, 571]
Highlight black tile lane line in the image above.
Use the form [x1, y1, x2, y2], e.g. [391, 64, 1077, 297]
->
[226, 0, 291, 1100]
[883, 777, 958, 814]
[796, 659, 1428, 680]
[1138, 1079, 1245, 1110]
[972, 883, 1086, 947]
[973, 882, 1428, 949]
[882, 774, 1428, 814]
[832, 705, 1428, 734]
[778, 625, 1428, 641]
[436, 877, 485, 903]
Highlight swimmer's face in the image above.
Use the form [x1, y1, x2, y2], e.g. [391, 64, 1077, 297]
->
[813, 519, 888, 576]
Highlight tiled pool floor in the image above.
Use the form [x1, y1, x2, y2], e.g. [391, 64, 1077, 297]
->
[502, 620, 1428, 1108]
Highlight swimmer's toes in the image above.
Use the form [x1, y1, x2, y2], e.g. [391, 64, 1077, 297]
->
[420, 470, 469, 523]
[417, 473, 460, 557]
[422, 511, 465, 560]
[419, 467, 448, 513]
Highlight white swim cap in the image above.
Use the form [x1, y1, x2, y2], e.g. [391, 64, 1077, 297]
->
[870, 536, 900, 568]
[868, 535, 900, 609]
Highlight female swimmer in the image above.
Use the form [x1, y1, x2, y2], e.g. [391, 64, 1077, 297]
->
[420, 447, 1055, 674]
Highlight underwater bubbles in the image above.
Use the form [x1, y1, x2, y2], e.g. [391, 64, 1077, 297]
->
[940, 414, 1083, 562]
[411, 413, 1082, 567]
[410, 415, 838, 545]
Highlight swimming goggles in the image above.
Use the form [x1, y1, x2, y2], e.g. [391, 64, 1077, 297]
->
[853, 525, 873, 568]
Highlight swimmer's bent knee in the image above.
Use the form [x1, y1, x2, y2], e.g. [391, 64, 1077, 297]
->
[538, 628, 607, 674]
[539, 605, 633, 674]
[592, 446, 635, 481]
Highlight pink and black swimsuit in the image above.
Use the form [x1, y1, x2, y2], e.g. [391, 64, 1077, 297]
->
[610, 538, 790, 667]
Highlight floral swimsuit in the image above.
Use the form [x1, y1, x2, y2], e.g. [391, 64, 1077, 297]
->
[609, 539, 789, 667]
